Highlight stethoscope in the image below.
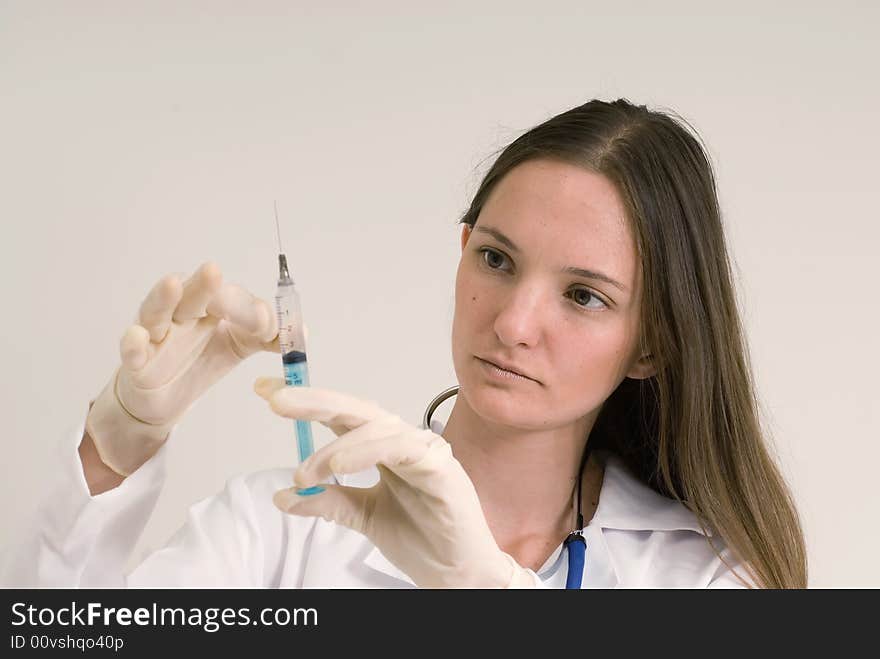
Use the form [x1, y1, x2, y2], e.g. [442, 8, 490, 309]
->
[422, 385, 588, 589]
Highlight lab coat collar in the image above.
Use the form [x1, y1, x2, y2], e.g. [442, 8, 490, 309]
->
[592, 451, 713, 537]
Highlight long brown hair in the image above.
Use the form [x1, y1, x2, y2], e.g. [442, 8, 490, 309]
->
[458, 99, 807, 588]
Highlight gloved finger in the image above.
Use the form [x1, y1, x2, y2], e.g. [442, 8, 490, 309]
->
[138, 273, 184, 343]
[254, 377, 352, 436]
[254, 379, 391, 433]
[171, 261, 223, 323]
[206, 284, 277, 344]
[292, 415, 408, 488]
[254, 376, 287, 400]
[119, 324, 152, 372]
[273, 483, 374, 535]
[322, 432, 433, 480]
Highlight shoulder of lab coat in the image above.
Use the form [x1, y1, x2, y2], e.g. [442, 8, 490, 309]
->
[0, 411, 171, 587]
[0, 409, 317, 588]
[0, 410, 191, 587]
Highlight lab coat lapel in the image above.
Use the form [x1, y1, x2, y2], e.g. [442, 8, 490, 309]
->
[593, 453, 711, 588]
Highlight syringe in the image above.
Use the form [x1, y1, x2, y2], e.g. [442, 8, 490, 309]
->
[273, 201, 325, 496]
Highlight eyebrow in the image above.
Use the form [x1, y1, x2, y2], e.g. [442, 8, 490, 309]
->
[473, 225, 629, 292]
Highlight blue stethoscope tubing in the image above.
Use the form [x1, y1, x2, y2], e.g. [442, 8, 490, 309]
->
[423, 385, 588, 589]
[564, 533, 586, 589]
[564, 434, 591, 589]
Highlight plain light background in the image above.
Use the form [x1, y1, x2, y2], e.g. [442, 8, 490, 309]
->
[1, 1, 877, 587]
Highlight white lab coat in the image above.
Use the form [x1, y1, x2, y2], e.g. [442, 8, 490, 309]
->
[0, 410, 752, 588]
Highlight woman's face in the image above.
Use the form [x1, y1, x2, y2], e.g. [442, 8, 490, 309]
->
[452, 158, 654, 431]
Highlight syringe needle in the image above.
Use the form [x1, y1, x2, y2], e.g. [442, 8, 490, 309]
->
[274, 200, 283, 252]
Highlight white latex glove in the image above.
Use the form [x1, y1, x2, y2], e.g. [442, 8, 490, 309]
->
[253, 377, 538, 589]
[86, 262, 280, 476]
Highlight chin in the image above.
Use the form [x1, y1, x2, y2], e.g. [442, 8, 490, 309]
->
[460, 374, 541, 427]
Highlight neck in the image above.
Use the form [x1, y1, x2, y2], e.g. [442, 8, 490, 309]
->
[440, 389, 602, 566]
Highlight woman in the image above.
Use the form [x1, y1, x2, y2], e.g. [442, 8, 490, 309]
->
[1, 99, 807, 589]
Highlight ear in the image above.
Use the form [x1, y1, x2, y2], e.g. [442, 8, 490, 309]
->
[460, 224, 472, 252]
[625, 353, 657, 380]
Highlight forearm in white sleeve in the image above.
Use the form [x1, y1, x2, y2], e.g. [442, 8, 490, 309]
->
[0, 412, 171, 587]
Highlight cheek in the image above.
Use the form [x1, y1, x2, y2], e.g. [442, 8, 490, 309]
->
[452, 267, 496, 368]
[452, 268, 473, 351]
[454, 266, 490, 325]
[455, 261, 478, 296]
[556, 326, 633, 400]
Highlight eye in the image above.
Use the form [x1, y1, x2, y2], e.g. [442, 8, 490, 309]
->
[565, 287, 608, 311]
[478, 247, 509, 271]
[479, 247, 609, 312]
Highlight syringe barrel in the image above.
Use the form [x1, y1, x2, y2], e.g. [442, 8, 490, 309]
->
[275, 281, 308, 374]
[274, 280, 317, 471]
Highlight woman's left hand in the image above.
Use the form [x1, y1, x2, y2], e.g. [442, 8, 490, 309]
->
[253, 377, 537, 588]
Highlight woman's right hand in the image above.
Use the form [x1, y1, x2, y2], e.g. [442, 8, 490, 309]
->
[85, 261, 280, 477]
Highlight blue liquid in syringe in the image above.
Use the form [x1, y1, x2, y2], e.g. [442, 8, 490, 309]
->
[283, 349, 325, 496]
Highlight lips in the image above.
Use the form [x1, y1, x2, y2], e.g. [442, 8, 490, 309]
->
[478, 356, 537, 382]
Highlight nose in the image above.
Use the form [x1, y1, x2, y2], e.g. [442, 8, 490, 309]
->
[492, 283, 545, 348]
